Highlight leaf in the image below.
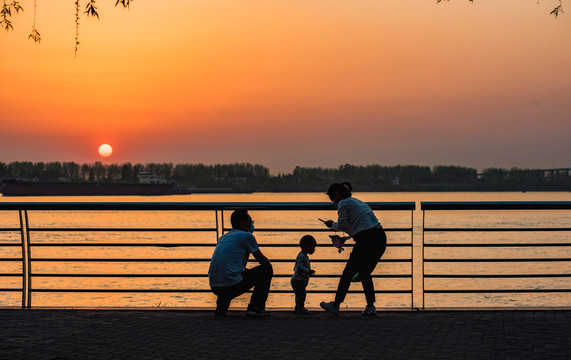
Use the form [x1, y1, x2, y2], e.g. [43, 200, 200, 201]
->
[28, 27, 41, 43]
[550, 5, 562, 18]
[85, 1, 100, 19]
[12, 1, 24, 13]
[1, 7, 12, 17]
[1, 18, 13, 32]
[115, 0, 132, 8]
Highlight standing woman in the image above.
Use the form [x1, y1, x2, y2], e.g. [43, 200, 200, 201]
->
[320, 182, 387, 316]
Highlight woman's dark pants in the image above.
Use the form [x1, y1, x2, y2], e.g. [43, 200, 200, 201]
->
[335, 227, 386, 306]
[211, 262, 273, 316]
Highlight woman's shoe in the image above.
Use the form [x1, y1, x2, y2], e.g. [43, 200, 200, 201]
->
[296, 308, 312, 315]
[246, 306, 271, 317]
[362, 305, 376, 316]
[320, 301, 339, 315]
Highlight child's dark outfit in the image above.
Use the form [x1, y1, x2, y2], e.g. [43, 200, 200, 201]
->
[291, 251, 312, 313]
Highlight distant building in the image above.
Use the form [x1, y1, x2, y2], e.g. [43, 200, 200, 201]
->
[137, 172, 168, 184]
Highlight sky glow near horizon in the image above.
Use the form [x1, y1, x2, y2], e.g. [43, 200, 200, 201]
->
[1, 0, 570, 174]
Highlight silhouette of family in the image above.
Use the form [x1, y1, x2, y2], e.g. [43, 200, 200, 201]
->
[208, 182, 387, 316]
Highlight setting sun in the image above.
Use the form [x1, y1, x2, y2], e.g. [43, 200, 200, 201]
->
[98, 144, 113, 158]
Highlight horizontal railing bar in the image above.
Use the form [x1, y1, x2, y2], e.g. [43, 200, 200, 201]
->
[0, 274, 24, 276]
[29, 258, 412, 263]
[425, 258, 571, 262]
[0, 288, 23, 292]
[26, 258, 223, 262]
[424, 243, 571, 247]
[30, 243, 218, 247]
[0, 201, 416, 211]
[222, 228, 412, 232]
[31, 274, 205, 277]
[0, 243, 23, 246]
[29, 289, 412, 294]
[425, 274, 571, 278]
[424, 289, 571, 293]
[31, 274, 412, 278]
[424, 227, 571, 232]
[26, 227, 412, 233]
[0, 228, 22, 231]
[27, 242, 412, 247]
[224, 228, 333, 232]
[0, 258, 24, 261]
[421, 201, 571, 210]
[28, 228, 216, 232]
[276, 289, 412, 294]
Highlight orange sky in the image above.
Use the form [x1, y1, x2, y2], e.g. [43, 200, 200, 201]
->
[1, 0, 570, 173]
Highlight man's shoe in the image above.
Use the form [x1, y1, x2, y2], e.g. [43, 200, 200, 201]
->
[246, 307, 271, 317]
[215, 297, 230, 317]
[362, 305, 376, 316]
[295, 308, 311, 315]
[214, 309, 226, 317]
[320, 301, 339, 315]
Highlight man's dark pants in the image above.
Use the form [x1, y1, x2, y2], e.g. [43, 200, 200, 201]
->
[211, 262, 273, 315]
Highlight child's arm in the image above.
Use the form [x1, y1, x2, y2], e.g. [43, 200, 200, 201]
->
[295, 255, 312, 275]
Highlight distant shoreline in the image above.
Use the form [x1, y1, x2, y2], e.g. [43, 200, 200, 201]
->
[188, 186, 571, 194]
[2, 162, 569, 195]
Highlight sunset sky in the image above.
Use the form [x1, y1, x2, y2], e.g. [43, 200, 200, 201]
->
[1, 0, 570, 174]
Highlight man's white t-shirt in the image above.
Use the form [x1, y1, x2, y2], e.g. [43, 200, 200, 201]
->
[208, 229, 259, 287]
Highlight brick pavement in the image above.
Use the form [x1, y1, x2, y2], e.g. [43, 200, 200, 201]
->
[1, 309, 569, 359]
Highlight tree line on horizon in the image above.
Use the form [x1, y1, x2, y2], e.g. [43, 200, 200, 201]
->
[0, 161, 569, 191]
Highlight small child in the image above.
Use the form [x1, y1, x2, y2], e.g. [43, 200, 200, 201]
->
[291, 235, 317, 315]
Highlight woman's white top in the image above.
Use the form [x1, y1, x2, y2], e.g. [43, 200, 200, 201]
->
[332, 197, 381, 237]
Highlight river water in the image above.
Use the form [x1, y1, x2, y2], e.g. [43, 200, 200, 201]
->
[1, 191, 570, 310]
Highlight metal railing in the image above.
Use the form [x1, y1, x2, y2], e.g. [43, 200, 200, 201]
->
[0, 201, 415, 309]
[2, 201, 569, 310]
[421, 201, 571, 309]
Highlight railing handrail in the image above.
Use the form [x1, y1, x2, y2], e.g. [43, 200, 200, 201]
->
[0, 201, 415, 211]
[421, 201, 571, 210]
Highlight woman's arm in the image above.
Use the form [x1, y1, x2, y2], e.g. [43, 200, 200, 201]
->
[333, 203, 349, 232]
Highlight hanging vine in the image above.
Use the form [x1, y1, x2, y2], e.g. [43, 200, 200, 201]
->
[1, 1, 24, 32]
[74, 0, 80, 56]
[27, 0, 39, 42]
[0, 0, 565, 56]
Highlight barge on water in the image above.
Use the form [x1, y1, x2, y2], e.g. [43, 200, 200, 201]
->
[0, 173, 181, 196]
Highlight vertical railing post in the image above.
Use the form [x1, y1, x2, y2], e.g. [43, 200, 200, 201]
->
[410, 208, 414, 309]
[24, 210, 32, 309]
[220, 210, 225, 236]
[18, 210, 27, 309]
[215, 210, 219, 241]
[421, 209, 425, 310]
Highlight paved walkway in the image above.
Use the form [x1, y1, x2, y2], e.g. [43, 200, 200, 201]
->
[1, 309, 569, 359]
